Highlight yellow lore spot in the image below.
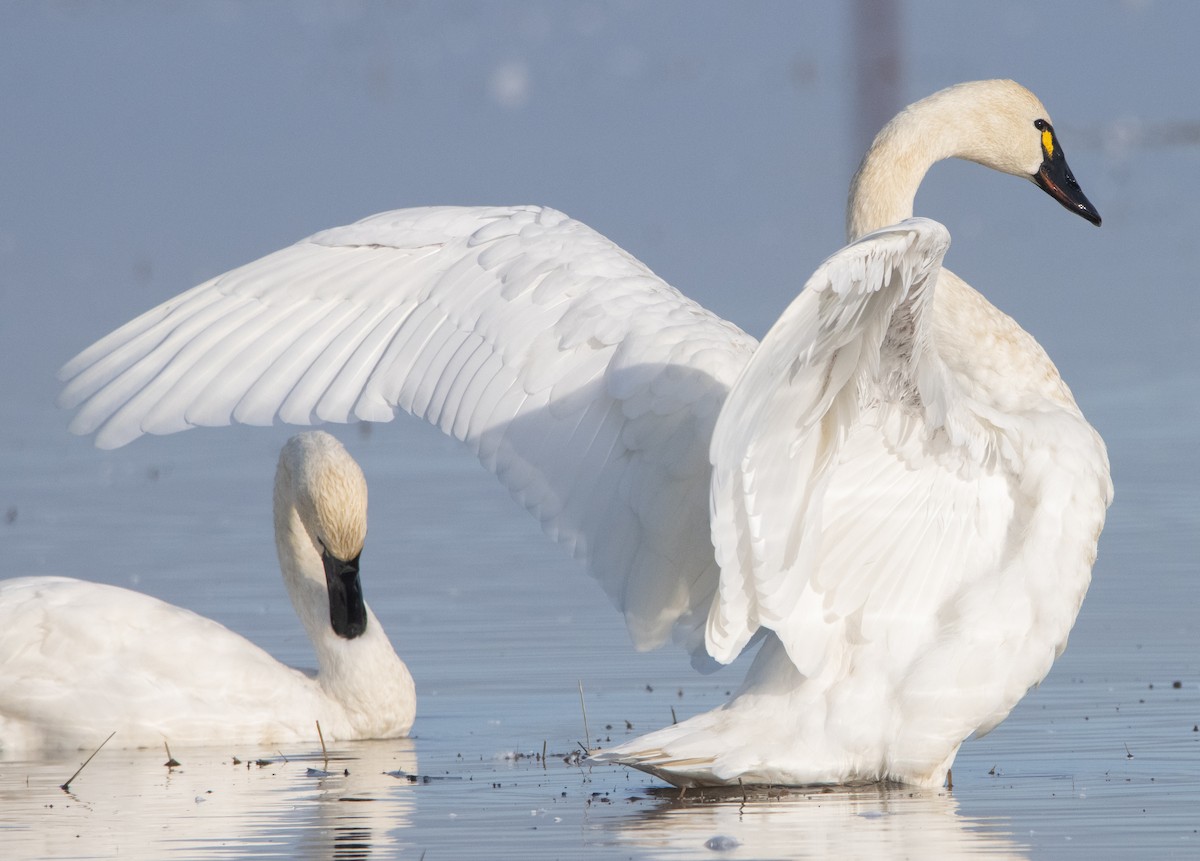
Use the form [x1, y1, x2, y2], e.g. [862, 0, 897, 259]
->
[1041, 128, 1055, 158]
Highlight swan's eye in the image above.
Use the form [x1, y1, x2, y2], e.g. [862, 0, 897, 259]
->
[1034, 119, 1055, 158]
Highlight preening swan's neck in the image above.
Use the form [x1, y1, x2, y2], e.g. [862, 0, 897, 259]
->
[846, 82, 1020, 241]
[274, 494, 340, 650]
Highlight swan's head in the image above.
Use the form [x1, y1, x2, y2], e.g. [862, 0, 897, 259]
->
[848, 79, 1101, 239]
[943, 80, 1101, 226]
[277, 431, 370, 640]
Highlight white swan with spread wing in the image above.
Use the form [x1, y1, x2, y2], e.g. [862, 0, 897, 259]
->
[57, 80, 1109, 785]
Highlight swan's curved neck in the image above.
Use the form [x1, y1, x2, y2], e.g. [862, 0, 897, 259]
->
[846, 85, 995, 241]
[274, 488, 337, 651]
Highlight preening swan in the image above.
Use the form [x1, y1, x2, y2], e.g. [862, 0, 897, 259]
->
[57, 80, 1109, 785]
[0, 431, 415, 751]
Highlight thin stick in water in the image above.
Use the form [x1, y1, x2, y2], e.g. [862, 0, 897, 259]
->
[316, 720, 328, 770]
[61, 731, 116, 792]
[578, 680, 591, 751]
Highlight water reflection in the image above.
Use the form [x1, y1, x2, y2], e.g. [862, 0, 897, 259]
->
[602, 783, 1028, 859]
[0, 739, 417, 859]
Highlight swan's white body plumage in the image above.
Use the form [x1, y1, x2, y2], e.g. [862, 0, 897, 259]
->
[57, 80, 1110, 785]
[0, 432, 415, 752]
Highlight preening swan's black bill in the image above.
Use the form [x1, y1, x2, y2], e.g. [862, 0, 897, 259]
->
[1034, 145, 1101, 226]
[323, 551, 367, 639]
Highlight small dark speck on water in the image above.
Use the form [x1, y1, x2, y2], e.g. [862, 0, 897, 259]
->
[4, 507, 16, 524]
[1172, 680, 1183, 689]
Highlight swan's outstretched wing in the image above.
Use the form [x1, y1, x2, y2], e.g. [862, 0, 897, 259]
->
[707, 219, 1012, 676]
[59, 206, 756, 659]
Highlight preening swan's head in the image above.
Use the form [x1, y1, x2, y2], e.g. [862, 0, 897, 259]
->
[276, 431, 370, 639]
[848, 79, 1100, 239]
[284, 431, 368, 562]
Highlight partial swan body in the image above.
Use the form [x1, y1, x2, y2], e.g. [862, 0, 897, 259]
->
[57, 80, 1110, 785]
[0, 431, 414, 752]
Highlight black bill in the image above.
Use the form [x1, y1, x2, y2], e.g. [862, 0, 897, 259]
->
[324, 550, 367, 639]
[1034, 135, 1101, 226]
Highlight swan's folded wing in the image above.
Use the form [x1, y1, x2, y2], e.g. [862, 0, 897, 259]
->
[58, 206, 756, 658]
[0, 578, 301, 733]
[706, 218, 993, 671]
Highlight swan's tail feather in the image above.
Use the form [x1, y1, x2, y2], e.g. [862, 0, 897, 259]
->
[588, 745, 722, 788]
[587, 716, 732, 787]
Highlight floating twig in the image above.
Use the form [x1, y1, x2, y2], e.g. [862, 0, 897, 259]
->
[671, 706, 677, 725]
[542, 739, 547, 769]
[163, 741, 180, 768]
[61, 731, 116, 792]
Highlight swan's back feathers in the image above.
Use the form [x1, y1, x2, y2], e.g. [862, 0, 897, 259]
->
[59, 206, 757, 659]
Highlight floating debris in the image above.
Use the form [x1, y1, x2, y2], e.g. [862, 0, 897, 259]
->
[384, 770, 463, 783]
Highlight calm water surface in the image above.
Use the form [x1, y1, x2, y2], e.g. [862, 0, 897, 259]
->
[2, 374, 1197, 859]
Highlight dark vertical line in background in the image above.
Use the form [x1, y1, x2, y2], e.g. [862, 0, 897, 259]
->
[850, 0, 904, 165]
